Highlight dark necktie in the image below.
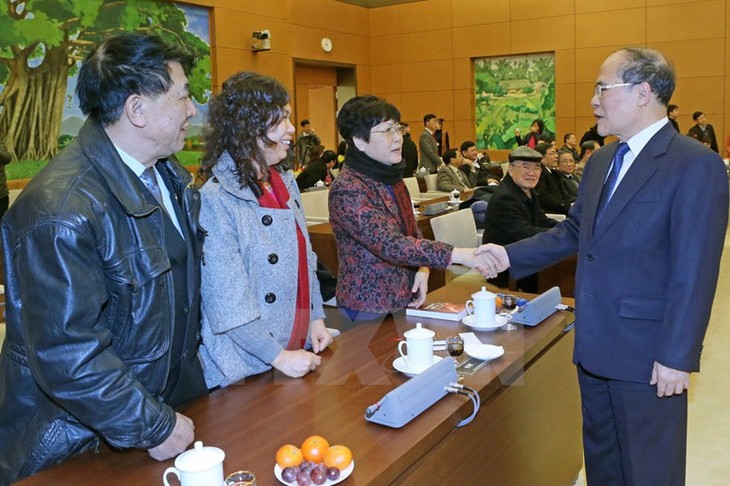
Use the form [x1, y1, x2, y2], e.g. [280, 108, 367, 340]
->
[595, 142, 630, 225]
[140, 167, 167, 214]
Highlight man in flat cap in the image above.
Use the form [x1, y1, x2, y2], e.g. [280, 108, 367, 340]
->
[480, 146, 558, 292]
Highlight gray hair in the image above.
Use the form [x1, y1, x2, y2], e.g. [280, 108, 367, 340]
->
[615, 47, 675, 106]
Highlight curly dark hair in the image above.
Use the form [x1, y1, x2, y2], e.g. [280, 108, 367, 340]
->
[201, 71, 291, 197]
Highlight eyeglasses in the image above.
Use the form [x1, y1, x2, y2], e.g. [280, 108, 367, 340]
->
[594, 83, 635, 99]
[371, 125, 406, 137]
[511, 162, 542, 173]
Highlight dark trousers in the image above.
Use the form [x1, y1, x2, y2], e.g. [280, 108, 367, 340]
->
[577, 364, 687, 486]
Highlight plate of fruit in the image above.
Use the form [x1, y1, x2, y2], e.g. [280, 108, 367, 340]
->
[274, 435, 354, 485]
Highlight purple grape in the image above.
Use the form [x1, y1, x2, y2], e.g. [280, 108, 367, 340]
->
[311, 469, 327, 485]
[313, 462, 328, 474]
[296, 471, 312, 486]
[299, 460, 313, 474]
[326, 467, 340, 481]
[282, 466, 297, 482]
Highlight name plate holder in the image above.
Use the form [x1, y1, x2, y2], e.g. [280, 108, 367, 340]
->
[509, 286, 562, 326]
[365, 357, 458, 428]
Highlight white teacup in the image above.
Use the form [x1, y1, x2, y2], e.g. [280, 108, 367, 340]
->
[163, 441, 225, 486]
[398, 322, 435, 373]
[465, 286, 496, 328]
[448, 189, 460, 203]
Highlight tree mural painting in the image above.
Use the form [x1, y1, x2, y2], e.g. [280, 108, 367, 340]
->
[474, 53, 555, 150]
[0, 0, 211, 162]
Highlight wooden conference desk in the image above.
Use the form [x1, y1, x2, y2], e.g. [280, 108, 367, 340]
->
[18, 277, 582, 486]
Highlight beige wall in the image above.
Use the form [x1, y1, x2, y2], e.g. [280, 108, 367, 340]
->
[186, 0, 730, 158]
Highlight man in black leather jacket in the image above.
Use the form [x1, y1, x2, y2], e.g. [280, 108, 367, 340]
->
[0, 34, 208, 484]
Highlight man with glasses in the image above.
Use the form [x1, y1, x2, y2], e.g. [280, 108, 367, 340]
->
[480, 47, 728, 485]
[534, 141, 572, 215]
[480, 146, 557, 293]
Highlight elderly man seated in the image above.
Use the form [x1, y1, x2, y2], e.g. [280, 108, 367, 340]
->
[555, 150, 579, 203]
[481, 146, 558, 292]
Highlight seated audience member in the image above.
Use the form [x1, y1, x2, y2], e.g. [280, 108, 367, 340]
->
[667, 104, 680, 132]
[459, 140, 498, 186]
[301, 144, 324, 170]
[534, 141, 571, 215]
[555, 150, 579, 202]
[514, 118, 546, 148]
[335, 140, 347, 170]
[297, 149, 337, 191]
[687, 111, 719, 153]
[725, 131, 730, 158]
[0, 34, 209, 484]
[197, 72, 332, 388]
[577, 140, 601, 177]
[328, 95, 500, 319]
[579, 123, 605, 147]
[481, 146, 557, 292]
[401, 122, 419, 177]
[437, 149, 474, 193]
[560, 132, 580, 161]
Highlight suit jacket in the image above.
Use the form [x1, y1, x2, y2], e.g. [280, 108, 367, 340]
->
[419, 129, 441, 173]
[687, 123, 719, 153]
[296, 159, 330, 191]
[555, 171, 579, 202]
[506, 123, 728, 383]
[401, 135, 419, 177]
[436, 165, 471, 192]
[459, 159, 494, 187]
[535, 166, 571, 214]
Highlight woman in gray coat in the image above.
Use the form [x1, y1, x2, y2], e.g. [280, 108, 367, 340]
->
[198, 72, 332, 388]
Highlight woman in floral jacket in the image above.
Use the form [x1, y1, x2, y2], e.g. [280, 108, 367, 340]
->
[329, 96, 493, 319]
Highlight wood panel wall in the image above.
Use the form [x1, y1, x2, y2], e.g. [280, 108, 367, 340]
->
[182, 0, 730, 158]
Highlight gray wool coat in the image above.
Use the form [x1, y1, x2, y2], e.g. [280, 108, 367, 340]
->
[198, 152, 325, 388]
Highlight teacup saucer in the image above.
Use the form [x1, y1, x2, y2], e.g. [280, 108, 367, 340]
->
[462, 314, 508, 331]
[393, 355, 443, 377]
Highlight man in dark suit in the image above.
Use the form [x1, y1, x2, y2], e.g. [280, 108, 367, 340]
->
[296, 149, 337, 191]
[478, 47, 728, 485]
[418, 113, 442, 173]
[555, 150, 579, 202]
[667, 104, 679, 132]
[481, 146, 557, 292]
[400, 122, 419, 177]
[687, 111, 719, 153]
[534, 141, 571, 215]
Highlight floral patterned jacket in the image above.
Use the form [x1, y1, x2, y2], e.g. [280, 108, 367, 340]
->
[328, 166, 453, 313]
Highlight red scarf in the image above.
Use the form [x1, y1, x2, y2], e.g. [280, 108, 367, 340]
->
[258, 170, 310, 350]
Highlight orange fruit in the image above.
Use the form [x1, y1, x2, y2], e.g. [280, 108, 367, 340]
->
[301, 435, 330, 463]
[276, 444, 303, 469]
[495, 296, 502, 309]
[323, 445, 353, 470]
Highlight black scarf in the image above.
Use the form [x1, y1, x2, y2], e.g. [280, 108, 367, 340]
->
[344, 145, 405, 185]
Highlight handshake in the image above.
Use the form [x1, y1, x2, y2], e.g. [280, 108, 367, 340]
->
[454, 244, 511, 279]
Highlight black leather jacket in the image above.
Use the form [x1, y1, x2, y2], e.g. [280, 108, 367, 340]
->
[0, 120, 204, 484]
